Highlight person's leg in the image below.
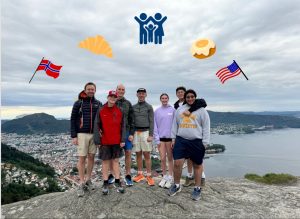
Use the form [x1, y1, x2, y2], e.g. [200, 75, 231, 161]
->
[193, 163, 203, 187]
[125, 150, 132, 175]
[143, 151, 151, 175]
[173, 159, 185, 184]
[102, 159, 110, 195]
[112, 158, 120, 180]
[165, 141, 174, 177]
[102, 160, 110, 181]
[136, 151, 143, 173]
[77, 156, 86, 184]
[86, 153, 95, 181]
[158, 142, 167, 176]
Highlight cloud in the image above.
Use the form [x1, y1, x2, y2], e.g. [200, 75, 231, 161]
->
[2, 0, 300, 118]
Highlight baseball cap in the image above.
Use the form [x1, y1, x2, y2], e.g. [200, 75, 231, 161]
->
[108, 90, 118, 97]
[137, 88, 147, 93]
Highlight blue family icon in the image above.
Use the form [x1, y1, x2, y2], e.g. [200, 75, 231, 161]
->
[134, 13, 167, 44]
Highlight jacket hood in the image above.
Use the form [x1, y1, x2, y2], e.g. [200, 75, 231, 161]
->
[78, 90, 95, 100]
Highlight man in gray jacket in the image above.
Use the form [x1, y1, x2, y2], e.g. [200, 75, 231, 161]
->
[169, 89, 210, 201]
[132, 88, 155, 186]
[107, 84, 135, 186]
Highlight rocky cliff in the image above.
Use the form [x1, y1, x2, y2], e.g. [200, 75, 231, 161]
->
[2, 178, 300, 218]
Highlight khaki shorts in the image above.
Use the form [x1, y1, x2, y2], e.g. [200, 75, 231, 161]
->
[77, 133, 97, 156]
[133, 130, 152, 152]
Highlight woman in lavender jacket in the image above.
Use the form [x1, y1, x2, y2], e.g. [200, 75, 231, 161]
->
[154, 93, 175, 189]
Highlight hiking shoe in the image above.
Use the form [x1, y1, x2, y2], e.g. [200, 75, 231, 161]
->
[133, 174, 145, 183]
[183, 176, 195, 187]
[108, 174, 115, 184]
[116, 182, 125, 194]
[77, 183, 85, 197]
[85, 179, 95, 191]
[168, 184, 182, 196]
[102, 183, 109, 195]
[146, 176, 155, 186]
[191, 187, 202, 201]
[125, 175, 133, 187]
[201, 177, 206, 187]
[158, 178, 167, 188]
[164, 178, 173, 189]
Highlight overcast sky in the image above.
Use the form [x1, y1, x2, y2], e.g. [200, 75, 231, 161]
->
[1, 0, 300, 119]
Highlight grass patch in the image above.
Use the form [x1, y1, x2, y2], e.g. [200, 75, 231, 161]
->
[245, 173, 298, 185]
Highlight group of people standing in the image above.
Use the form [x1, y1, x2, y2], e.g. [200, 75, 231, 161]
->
[70, 82, 210, 201]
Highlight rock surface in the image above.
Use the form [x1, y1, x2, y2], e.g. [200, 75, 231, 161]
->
[2, 178, 300, 219]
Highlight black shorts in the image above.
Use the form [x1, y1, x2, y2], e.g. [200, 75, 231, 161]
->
[160, 138, 172, 142]
[99, 144, 124, 160]
[173, 136, 205, 165]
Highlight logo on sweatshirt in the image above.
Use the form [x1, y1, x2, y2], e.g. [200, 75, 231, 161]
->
[179, 114, 197, 128]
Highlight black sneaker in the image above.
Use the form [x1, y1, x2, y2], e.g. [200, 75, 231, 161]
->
[108, 174, 115, 184]
[102, 183, 109, 195]
[191, 187, 202, 201]
[168, 184, 182, 196]
[116, 182, 125, 194]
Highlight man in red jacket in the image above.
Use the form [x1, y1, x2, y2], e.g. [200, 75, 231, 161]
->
[94, 90, 126, 195]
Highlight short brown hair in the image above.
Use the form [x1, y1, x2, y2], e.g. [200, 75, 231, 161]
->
[84, 82, 96, 90]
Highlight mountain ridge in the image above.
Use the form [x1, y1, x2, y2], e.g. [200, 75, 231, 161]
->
[2, 112, 300, 135]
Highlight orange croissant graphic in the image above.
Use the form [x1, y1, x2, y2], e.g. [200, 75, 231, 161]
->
[78, 35, 113, 58]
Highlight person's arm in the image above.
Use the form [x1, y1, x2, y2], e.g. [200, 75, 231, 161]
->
[160, 16, 167, 24]
[148, 105, 154, 136]
[201, 109, 210, 147]
[120, 109, 126, 144]
[93, 107, 102, 145]
[188, 98, 207, 113]
[171, 110, 179, 139]
[70, 101, 80, 138]
[128, 102, 135, 136]
[134, 16, 141, 24]
[153, 111, 160, 145]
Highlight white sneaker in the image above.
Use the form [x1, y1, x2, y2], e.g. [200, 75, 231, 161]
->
[159, 178, 167, 188]
[164, 176, 173, 189]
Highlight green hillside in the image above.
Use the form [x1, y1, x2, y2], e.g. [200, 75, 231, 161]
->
[1, 143, 61, 205]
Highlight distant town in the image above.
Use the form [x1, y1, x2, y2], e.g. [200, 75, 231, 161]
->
[1, 127, 234, 192]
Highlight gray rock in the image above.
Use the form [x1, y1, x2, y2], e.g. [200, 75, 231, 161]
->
[2, 178, 300, 219]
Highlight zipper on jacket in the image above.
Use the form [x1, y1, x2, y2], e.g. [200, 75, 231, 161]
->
[90, 99, 92, 133]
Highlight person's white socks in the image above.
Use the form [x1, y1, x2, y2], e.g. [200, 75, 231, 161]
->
[202, 172, 206, 178]
[187, 172, 193, 178]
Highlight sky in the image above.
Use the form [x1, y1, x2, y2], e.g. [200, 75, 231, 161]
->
[1, 0, 300, 119]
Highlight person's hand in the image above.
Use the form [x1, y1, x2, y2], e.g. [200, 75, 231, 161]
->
[204, 144, 208, 149]
[96, 145, 101, 148]
[120, 142, 125, 148]
[128, 135, 134, 142]
[99, 129, 103, 137]
[171, 139, 175, 149]
[72, 138, 78, 145]
[183, 110, 191, 116]
[147, 136, 153, 142]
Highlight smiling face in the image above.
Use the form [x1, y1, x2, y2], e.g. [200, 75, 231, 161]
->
[107, 95, 117, 106]
[160, 94, 169, 106]
[185, 93, 196, 106]
[137, 91, 147, 102]
[176, 89, 185, 101]
[117, 84, 125, 99]
[85, 85, 96, 98]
